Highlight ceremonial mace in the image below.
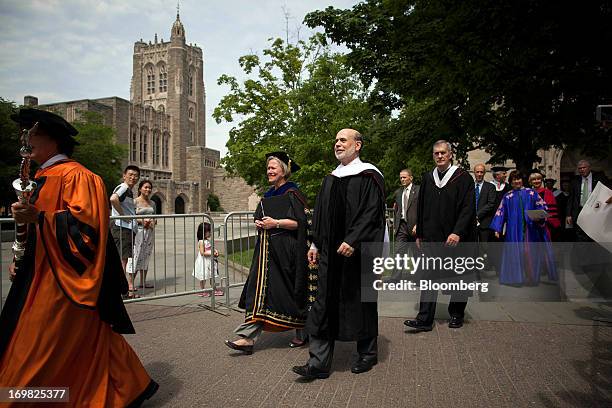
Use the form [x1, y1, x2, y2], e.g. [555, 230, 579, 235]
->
[11, 122, 38, 269]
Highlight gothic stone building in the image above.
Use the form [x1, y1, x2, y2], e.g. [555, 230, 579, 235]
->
[23, 13, 257, 214]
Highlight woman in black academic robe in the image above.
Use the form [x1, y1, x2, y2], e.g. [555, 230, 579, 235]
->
[224, 152, 309, 354]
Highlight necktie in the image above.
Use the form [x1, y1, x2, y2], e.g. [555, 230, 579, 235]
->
[580, 177, 588, 206]
[403, 186, 410, 220]
[475, 183, 481, 212]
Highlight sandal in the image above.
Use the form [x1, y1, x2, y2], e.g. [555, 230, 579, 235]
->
[127, 290, 140, 299]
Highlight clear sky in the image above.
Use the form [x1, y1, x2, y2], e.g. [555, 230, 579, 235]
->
[0, 0, 358, 157]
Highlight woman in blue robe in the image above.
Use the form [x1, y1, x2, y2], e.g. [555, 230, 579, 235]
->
[225, 152, 310, 354]
[490, 171, 557, 286]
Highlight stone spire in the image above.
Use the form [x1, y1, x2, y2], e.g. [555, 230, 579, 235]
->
[171, 3, 185, 43]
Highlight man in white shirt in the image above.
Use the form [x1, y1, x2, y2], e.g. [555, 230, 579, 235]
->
[393, 169, 420, 243]
[110, 165, 140, 295]
[567, 160, 610, 242]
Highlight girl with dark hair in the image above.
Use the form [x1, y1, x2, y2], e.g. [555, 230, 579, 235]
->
[192, 222, 221, 297]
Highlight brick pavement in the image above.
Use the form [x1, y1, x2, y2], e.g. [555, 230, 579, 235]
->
[125, 303, 612, 408]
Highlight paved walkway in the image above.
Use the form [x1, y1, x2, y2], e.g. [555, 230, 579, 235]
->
[126, 300, 612, 408]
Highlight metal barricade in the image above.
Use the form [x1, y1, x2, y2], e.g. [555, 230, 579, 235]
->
[2, 209, 395, 314]
[0, 218, 16, 312]
[0, 214, 220, 311]
[220, 211, 256, 311]
[111, 213, 218, 308]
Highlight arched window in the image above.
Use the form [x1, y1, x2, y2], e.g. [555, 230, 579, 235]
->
[158, 64, 167, 92]
[146, 66, 155, 95]
[188, 71, 194, 96]
[130, 126, 138, 162]
[175, 196, 185, 214]
[151, 195, 162, 214]
[140, 127, 148, 163]
[158, 104, 165, 113]
[162, 133, 169, 167]
[153, 131, 160, 165]
[188, 107, 194, 119]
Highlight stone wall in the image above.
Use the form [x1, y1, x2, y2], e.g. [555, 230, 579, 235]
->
[38, 99, 114, 128]
[93, 97, 131, 146]
[213, 168, 259, 212]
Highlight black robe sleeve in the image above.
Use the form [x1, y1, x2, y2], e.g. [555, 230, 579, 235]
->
[288, 191, 309, 312]
[253, 199, 263, 221]
[415, 172, 428, 239]
[311, 177, 329, 250]
[452, 171, 476, 240]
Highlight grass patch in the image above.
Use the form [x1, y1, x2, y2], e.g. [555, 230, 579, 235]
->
[226, 247, 255, 269]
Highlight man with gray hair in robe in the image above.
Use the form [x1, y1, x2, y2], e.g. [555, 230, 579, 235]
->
[293, 128, 386, 379]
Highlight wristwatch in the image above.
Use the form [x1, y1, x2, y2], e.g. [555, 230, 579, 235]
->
[276, 220, 280, 229]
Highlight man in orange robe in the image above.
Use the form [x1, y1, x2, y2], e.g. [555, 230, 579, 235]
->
[0, 108, 158, 407]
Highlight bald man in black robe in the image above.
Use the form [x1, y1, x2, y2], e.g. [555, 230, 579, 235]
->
[292, 129, 386, 380]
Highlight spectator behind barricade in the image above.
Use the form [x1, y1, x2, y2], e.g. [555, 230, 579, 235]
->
[110, 165, 140, 298]
[192, 222, 222, 297]
[133, 180, 157, 291]
[528, 170, 560, 241]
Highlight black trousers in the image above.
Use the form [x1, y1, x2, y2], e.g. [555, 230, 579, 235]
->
[391, 220, 415, 281]
[477, 228, 491, 246]
[307, 335, 377, 371]
[416, 290, 468, 326]
[396, 220, 416, 243]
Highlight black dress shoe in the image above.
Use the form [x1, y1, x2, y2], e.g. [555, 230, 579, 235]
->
[403, 319, 433, 332]
[351, 357, 378, 374]
[224, 340, 254, 355]
[289, 338, 307, 348]
[448, 316, 464, 328]
[292, 364, 330, 380]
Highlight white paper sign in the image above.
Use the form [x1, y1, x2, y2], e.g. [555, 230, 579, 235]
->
[577, 181, 612, 251]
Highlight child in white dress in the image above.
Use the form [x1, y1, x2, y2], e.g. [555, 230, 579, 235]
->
[193, 222, 223, 297]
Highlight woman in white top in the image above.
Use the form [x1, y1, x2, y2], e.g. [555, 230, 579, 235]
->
[133, 180, 156, 292]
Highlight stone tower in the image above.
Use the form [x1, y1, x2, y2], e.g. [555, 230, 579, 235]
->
[130, 11, 206, 182]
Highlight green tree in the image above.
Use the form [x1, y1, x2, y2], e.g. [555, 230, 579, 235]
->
[0, 104, 125, 214]
[306, 0, 612, 173]
[207, 193, 223, 212]
[214, 34, 394, 202]
[72, 111, 126, 196]
[0, 98, 22, 216]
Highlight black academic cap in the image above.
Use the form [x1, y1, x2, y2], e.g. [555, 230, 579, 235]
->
[490, 166, 510, 172]
[10, 108, 79, 145]
[528, 169, 546, 178]
[265, 151, 300, 173]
